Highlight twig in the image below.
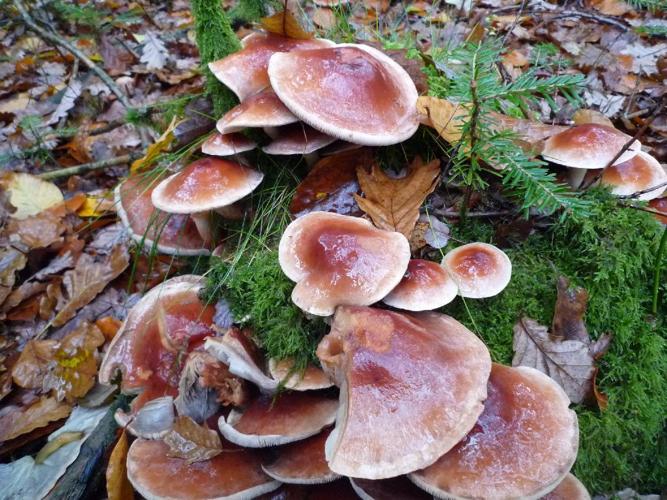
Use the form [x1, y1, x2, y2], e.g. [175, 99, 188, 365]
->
[583, 98, 666, 190]
[490, 6, 630, 31]
[616, 180, 667, 200]
[39, 155, 133, 180]
[13, 0, 131, 108]
[653, 226, 667, 314]
[441, 210, 513, 218]
[619, 203, 666, 217]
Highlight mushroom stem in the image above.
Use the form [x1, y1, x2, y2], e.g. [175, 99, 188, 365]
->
[191, 212, 214, 244]
[216, 204, 245, 220]
[304, 152, 320, 168]
[652, 224, 667, 315]
[567, 168, 590, 190]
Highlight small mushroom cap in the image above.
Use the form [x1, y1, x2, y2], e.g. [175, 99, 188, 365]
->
[262, 428, 339, 484]
[115, 177, 210, 256]
[648, 197, 667, 225]
[383, 259, 458, 311]
[262, 123, 337, 155]
[268, 358, 334, 391]
[279, 212, 411, 316]
[201, 132, 257, 156]
[209, 32, 335, 101]
[316, 306, 491, 479]
[598, 151, 667, 200]
[217, 88, 298, 134]
[116, 396, 175, 439]
[441, 242, 512, 299]
[127, 438, 281, 500]
[99, 275, 215, 394]
[268, 43, 419, 146]
[542, 473, 591, 500]
[541, 123, 641, 169]
[410, 363, 579, 500]
[219, 392, 338, 448]
[350, 476, 432, 500]
[151, 158, 264, 214]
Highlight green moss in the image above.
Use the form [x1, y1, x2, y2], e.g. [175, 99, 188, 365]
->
[228, 0, 268, 24]
[191, 0, 241, 115]
[445, 189, 667, 493]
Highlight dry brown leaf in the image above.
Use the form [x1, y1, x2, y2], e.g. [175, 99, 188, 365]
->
[512, 277, 612, 407]
[130, 116, 178, 173]
[572, 109, 614, 128]
[590, 0, 633, 16]
[355, 157, 440, 238]
[260, 10, 312, 40]
[0, 396, 71, 442]
[52, 245, 129, 327]
[0, 247, 27, 307]
[106, 429, 134, 500]
[416, 96, 469, 144]
[163, 415, 222, 464]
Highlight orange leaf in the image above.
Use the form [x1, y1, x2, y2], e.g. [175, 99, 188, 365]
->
[96, 316, 122, 341]
[130, 117, 178, 173]
[0, 396, 71, 442]
[260, 10, 313, 40]
[106, 429, 134, 500]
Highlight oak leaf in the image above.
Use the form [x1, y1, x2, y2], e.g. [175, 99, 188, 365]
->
[106, 430, 134, 500]
[512, 277, 612, 408]
[260, 10, 313, 40]
[355, 157, 441, 238]
[0, 396, 72, 442]
[163, 415, 222, 464]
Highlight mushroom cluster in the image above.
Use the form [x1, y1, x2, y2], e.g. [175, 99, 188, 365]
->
[207, 30, 419, 159]
[541, 123, 666, 199]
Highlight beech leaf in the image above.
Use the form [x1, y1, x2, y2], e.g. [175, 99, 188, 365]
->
[163, 415, 222, 464]
[416, 96, 470, 144]
[512, 277, 612, 407]
[0, 396, 72, 443]
[1, 173, 64, 220]
[260, 10, 313, 40]
[106, 430, 134, 500]
[355, 157, 440, 238]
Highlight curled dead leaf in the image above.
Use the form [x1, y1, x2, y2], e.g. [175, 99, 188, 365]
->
[130, 117, 178, 173]
[416, 96, 469, 144]
[0, 396, 71, 443]
[260, 10, 313, 40]
[106, 429, 134, 500]
[163, 415, 223, 464]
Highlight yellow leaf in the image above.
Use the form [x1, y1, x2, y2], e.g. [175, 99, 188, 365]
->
[260, 10, 313, 40]
[572, 109, 614, 128]
[416, 96, 470, 145]
[107, 430, 134, 500]
[77, 194, 115, 218]
[130, 116, 179, 173]
[35, 431, 84, 464]
[354, 157, 441, 238]
[1, 173, 64, 219]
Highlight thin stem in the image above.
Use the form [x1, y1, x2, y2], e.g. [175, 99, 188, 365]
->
[652, 225, 667, 315]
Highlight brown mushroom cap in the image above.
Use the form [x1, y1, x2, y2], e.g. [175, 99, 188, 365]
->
[262, 428, 339, 484]
[115, 176, 210, 256]
[383, 259, 458, 311]
[217, 88, 298, 134]
[151, 158, 264, 214]
[441, 242, 512, 299]
[316, 306, 491, 479]
[350, 476, 433, 500]
[648, 197, 667, 225]
[262, 123, 337, 155]
[99, 275, 215, 401]
[219, 392, 338, 448]
[201, 132, 257, 156]
[268, 358, 334, 391]
[541, 473, 591, 500]
[598, 151, 666, 200]
[541, 123, 640, 169]
[209, 32, 335, 101]
[268, 43, 419, 146]
[127, 438, 280, 500]
[410, 363, 579, 500]
[278, 212, 411, 316]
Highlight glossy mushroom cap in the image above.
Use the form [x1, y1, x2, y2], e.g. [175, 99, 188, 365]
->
[541, 123, 640, 169]
[441, 242, 512, 299]
[598, 151, 667, 200]
[201, 132, 257, 156]
[316, 306, 491, 479]
[350, 476, 433, 500]
[383, 259, 458, 311]
[99, 275, 215, 398]
[262, 428, 339, 484]
[209, 32, 335, 101]
[217, 88, 298, 134]
[278, 212, 411, 316]
[127, 439, 280, 500]
[115, 176, 210, 256]
[268, 43, 419, 146]
[542, 473, 591, 500]
[219, 392, 338, 448]
[648, 197, 667, 225]
[410, 363, 579, 500]
[267, 358, 334, 391]
[151, 157, 264, 214]
[262, 123, 337, 155]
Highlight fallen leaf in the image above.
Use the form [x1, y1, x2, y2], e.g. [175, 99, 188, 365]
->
[0, 247, 27, 307]
[163, 415, 222, 464]
[35, 431, 84, 464]
[1, 172, 63, 219]
[130, 116, 178, 173]
[100, 35, 135, 76]
[47, 81, 82, 125]
[140, 31, 168, 70]
[260, 10, 313, 40]
[96, 316, 122, 341]
[77, 194, 115, 218]
[355, 157, 441, 238]
[590, 0, 632, 16]
[416, 96, 469, 144]
[52, 244, 129, 327]
[572, 109, 614, 127]
[512, 277, 612, 407]
[290, 149, 371, 217]
[106, 430, 134, 500]
[0, 396, 71, 442]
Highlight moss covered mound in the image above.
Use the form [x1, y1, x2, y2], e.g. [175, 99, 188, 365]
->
[446, 191, 666, 493]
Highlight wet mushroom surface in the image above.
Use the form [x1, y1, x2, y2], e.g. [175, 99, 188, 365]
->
[382, 259, 458, 311]
[441, 242, 512, 299]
